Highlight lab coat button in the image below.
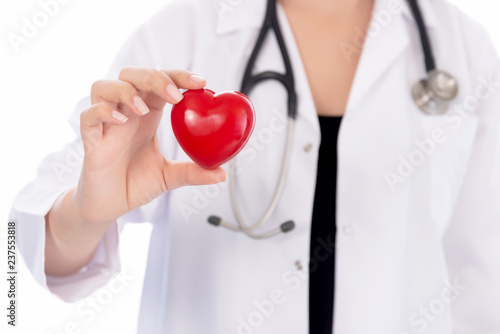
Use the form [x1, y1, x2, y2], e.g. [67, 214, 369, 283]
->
[303, 143, 313, 152]
[295, 261, 303, 271]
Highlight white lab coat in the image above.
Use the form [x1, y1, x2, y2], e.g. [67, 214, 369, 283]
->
[10, 0, 500, 333]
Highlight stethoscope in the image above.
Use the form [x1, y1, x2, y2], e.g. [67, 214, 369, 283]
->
[208, 0, 459, 239]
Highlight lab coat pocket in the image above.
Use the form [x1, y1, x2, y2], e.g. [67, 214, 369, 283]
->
[417, 103, 479, 235]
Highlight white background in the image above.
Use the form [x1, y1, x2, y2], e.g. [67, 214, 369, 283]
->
[0, 0, 498, 333]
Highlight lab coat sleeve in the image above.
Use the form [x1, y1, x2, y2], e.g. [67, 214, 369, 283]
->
[8, 97, 137, 302]
[443, 19, 500, 333]
[9, 0, 194, 302]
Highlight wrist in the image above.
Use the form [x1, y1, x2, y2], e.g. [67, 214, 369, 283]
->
[71, 182, 117, 227]
[47, 188, 114, 247]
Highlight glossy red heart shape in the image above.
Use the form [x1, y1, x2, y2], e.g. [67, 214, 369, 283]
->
[171, 89, 256, 169]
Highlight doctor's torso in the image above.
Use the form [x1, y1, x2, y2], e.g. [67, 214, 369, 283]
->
[100, 0, 499, 332]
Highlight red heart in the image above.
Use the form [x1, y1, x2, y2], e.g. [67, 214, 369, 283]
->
[171, 89, 256, 169]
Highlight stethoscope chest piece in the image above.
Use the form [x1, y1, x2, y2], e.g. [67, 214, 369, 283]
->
[428, 69, 459, 100]
[412, 70, 459, 115]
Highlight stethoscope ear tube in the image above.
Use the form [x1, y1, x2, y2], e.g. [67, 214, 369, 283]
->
[407, 0, 435, 72]
[280, 221, 295, 233]
[240, 0, 297, 119]
[209, 216, 295, 233]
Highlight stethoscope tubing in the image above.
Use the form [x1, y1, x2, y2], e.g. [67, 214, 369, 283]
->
[209, 0, 458, 239]
[228, 118, 296, 239]
[407, 0, 436, 72]
[241, 0, 297, 119]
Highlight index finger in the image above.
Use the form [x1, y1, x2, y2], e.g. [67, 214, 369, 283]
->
[118, 67, 207, 104]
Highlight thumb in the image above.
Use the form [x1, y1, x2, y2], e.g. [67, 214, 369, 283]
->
[164, 161, 227, 191]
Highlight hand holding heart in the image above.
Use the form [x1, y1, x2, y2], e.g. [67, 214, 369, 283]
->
[71, 67, 234, 226]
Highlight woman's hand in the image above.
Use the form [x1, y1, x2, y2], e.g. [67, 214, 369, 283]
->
[75, 67, 226, 224]
[45, 68, 226, 276]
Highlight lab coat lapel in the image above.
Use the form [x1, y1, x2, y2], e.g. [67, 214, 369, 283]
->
[213, 0, 437, 128]
[214, 0, 265, 35]
[346, 0, 410, 112]
[275, 3, 319, 132]
[347, 0, 438, 112]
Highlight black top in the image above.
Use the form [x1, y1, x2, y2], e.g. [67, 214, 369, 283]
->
[309, 116, 342, 334]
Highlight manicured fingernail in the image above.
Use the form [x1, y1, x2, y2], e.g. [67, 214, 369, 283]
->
[133, 96, 149, 115]
[190, 74, 205, 83]
[167, 84, 183, 102]
[111, 110, 128, 123]
[216, 170, 227, 182]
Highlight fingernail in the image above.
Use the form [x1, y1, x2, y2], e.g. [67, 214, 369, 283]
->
[133, 96, 149, 115]
[216, 170, 227, 182]
[111, 110, 128, 123]
[167, 84, 183, 102]
[190, 74, 205, 83]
